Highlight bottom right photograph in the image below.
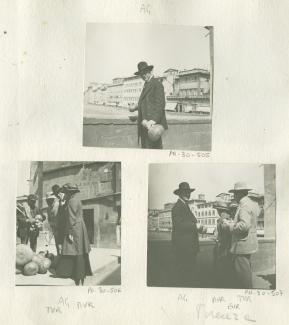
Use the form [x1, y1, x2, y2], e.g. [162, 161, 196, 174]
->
[147, 163, 276, 289]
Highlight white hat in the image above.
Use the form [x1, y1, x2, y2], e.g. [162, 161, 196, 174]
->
[229, 182, 252, 193]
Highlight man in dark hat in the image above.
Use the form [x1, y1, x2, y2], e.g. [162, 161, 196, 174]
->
[16, 199, 29, 244]
[130, 61, 168, 149]
[171, 182, 205, 287]
[16, 194, 45, 252]
[225, 182, 260, 289]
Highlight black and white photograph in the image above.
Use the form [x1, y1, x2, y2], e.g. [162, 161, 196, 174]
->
[83, 24, 213, 150]
[2, 0, 289, 323]
[16, 161, 121, 286]
[147, 163, 276, 289]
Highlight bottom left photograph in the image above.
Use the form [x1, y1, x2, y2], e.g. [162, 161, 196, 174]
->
[16, 161, 121, 286]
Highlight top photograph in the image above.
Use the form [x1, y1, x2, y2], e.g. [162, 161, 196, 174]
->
[83, 24, 213, 151]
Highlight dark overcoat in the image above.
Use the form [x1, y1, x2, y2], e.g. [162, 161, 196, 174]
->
[61, 195, 91, 256]
[137, 77, 168, 140]
[171, 199, 199, 255]
[16, 203, 44, 239]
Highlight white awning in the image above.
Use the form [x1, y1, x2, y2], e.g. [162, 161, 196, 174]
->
[196, 106, 210, 112]
[165, 102, 177, 111]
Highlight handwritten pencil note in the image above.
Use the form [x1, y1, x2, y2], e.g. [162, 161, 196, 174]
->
[174, 290, 284, 323]
[45, 287, 121, 315]
[169, 150, 210, 159]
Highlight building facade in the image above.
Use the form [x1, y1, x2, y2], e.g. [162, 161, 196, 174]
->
[93, 86, 109, 105]
[163, 68, 178, 97]
[29, 161, 121, 249]
[167, 68, 210, 113]
[193, 202, 218, 229]
[122, 76, 144, 108]
[148, 194, 218, 235]
[85, 82, 109, 105]
[85, 67, 210, 113]
[106, 78, 124, 106]
[148, 189, 266, 236]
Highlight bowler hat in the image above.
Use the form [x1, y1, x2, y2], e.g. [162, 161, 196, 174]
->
[61, 183, 80, 193]
[229, 182, 252, 193]
[134, 61, 154, 76]
[28, 194, 38, 201]
[173, 182, 195, 196]
[213, 201, 230, 211]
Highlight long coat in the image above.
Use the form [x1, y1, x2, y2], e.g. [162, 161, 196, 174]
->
[137, 77, 168, 141]
[230, 196, 259, 255]
[61, 195, 91, 256]
[171, 199, 199, 255]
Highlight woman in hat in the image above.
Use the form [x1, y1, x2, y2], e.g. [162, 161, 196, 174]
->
[55, 183, 92, 285]
[46, 191, 62, 255]
[213, 201, 234, 288]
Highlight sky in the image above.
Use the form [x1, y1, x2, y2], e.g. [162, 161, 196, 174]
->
[17, 161, 31, 196]
[148, 163, 265, 209]
[84, 23, 210, 88]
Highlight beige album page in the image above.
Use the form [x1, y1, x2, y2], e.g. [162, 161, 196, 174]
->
[0, 0, 289, 324]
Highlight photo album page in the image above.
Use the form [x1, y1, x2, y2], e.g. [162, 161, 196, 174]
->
[0, 1, 289, 324]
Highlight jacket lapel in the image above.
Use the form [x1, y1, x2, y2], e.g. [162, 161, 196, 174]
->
[179, 199, 197, 223]
[139, 78, 154, 102]
[234, 206, 240, 222]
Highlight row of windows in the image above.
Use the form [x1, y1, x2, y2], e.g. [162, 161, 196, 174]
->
[196, 210, 216, 217]
[198, 218, 217, 225]
[159, 221, 171, 227]
[153, 216, 218, 226]
[124, 82, 143, 87]
[124, 88, 142, 93]
[179, 88, 207, 97]
[179, 76, 198, 82]
[198, 204, 213, 209]
[180, 89, 199, 97]
[156, 210, 216, 219]
[179, 76, 209, 82]
[123, 97, 138, 102]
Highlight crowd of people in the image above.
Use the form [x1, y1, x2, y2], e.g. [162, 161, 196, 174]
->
[171, 181, 262, 289]
[16, 183, 92, 285]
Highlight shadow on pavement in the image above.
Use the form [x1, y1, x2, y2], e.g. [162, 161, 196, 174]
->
[256, 274, 276, 289]
[98, 265, 121, 285]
